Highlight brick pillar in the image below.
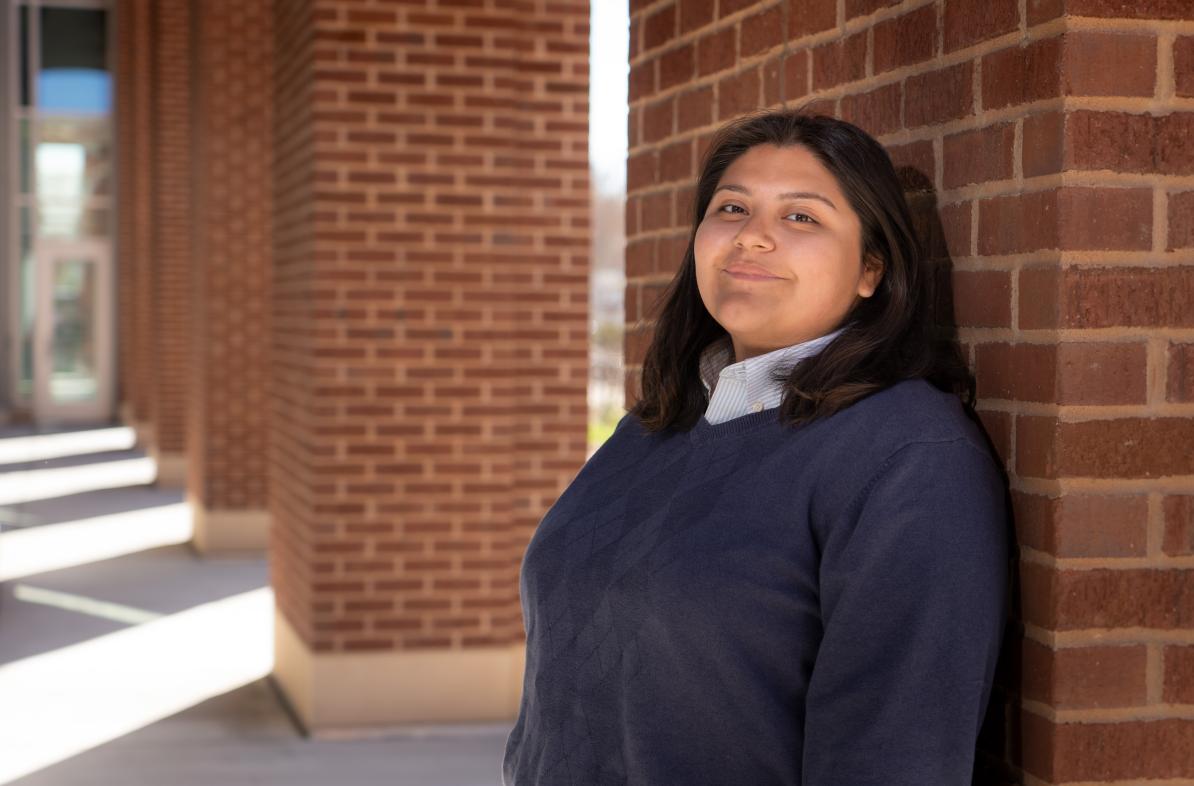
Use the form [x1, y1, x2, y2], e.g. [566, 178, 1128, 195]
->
[269, 0, 590, 730]
[113, 0, 135, 426]
[1002, 5, 1194, 782]
[146, 0, 192, 486]
[186, 0, 272, 553]
[114, 0, 154, 442]
[625, 0, 1193, 783]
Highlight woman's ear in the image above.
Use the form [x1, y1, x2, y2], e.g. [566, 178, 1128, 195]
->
[857, 253, 885, 299]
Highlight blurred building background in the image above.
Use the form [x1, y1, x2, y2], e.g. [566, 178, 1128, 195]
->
[1, 0, 623, 782]
[2, 0, 1194, 784]
[588, 0, 628, 449]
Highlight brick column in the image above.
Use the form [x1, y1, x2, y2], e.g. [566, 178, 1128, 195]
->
[146, 0, 192, 486]
[113, 0, 134, 426]
[1003, 4, 1194, 782]
[185, 0, 273, 553]
[114, 0, 154, 443]
[269, 0, 590, 729]
[625, 0, 1194, 783]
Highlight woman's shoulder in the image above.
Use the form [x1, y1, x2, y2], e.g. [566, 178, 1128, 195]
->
[819, 377, 993, 466]
[803, 378, 1004, 518]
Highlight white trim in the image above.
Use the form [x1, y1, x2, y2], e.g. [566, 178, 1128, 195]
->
[32, 235, 114, 422]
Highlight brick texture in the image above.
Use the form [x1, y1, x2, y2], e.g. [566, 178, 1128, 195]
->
[114, 2, 137, 424]
[1176, 35, 1194, 97]
[874, 4, 936, 72]
[1170, 343, 1194, 402]
[1164, 644, 1194, 703]
[1163, 496, 1194, 556]
[981, 37, 1061, 111]
[1013, 491, 1148, 558]
[1171, 190, 1194, 249]
[116, 0, 155, 428]
[270, 0, 590, 654]
[1017, 416, 1194, 479]
[149, 0, 191, 458]
[1019, 265, 1193, 329]
[943, 122, 1015, 188]
[1062, 31, 1157, 96]
[944, 0, 1019, 53]
[188, 0, 272, 515]
[626, 1, 1194, 783]
[975, 341, 1147, 405]
[1021, 639, 1149, 708]
[1049, 719, 1194, 781]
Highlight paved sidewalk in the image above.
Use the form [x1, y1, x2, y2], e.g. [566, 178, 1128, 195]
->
[0, 424, 511, 786]
[10, 679, 510, 786]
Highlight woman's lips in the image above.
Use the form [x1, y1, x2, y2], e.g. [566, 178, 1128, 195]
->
[723, 263, 782, 281]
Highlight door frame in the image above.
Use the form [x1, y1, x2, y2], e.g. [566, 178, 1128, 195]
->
[32, 235, 113, 423]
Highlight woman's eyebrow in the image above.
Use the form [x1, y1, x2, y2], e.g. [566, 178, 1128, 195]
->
[713, 183, 838, 211]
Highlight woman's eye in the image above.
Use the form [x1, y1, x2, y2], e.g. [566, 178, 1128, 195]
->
[716, 203, 745, 214]
[788, 212, 816, 224]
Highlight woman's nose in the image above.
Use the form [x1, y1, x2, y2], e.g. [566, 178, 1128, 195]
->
[734, 215, 773, 250]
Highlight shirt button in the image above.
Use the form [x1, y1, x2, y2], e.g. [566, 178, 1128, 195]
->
[750, 402, 764, 412]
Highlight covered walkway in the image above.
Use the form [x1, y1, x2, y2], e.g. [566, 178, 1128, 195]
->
[0, 425, 508, 786]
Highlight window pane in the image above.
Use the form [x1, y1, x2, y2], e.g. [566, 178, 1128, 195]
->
[38, 8, 110, 114]
[50, 258, 99, 403]
[36, 117, 112, 198]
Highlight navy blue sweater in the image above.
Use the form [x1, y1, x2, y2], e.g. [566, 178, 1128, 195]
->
[503, 379, 1009, 785]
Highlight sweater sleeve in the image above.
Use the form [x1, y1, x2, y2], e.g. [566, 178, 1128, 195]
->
[802, 437, 1009, 786]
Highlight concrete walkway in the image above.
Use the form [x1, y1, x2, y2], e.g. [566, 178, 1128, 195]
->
[0, 423, 510, 786]
[10, 678, 510, 786]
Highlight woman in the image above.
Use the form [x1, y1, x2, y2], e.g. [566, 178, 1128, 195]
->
[503, 109, 1010, 785]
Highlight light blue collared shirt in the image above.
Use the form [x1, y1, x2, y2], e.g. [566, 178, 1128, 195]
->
[698, 327, 846, 425]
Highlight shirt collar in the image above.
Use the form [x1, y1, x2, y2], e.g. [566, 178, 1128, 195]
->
[699, 326, 847, 407]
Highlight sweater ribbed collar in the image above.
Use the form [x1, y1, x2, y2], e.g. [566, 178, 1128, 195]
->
[688, 405, 786, 445]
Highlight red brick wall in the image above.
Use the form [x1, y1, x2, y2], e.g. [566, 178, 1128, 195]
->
[113, 0, 135, 418]
[270, 0, 317, 637]
[270, 0, 590, 654]
[148, 0, 191, 457]
[186, 0, 273, 513]
[625, 0, 1194, 783]
[115, 0, 154, 427]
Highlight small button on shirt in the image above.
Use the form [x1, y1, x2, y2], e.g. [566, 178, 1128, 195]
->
[698, 327, 846, 425]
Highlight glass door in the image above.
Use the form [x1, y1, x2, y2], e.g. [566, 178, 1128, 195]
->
[33, 237, 112, 422]
[6, 0, 113, 422]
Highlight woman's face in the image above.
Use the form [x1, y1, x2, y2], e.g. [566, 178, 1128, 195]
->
[694, 143, 883, 362]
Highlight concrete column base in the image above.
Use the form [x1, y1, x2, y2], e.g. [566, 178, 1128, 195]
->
[272, 607, 524, 735]
[190, 496, 269, 554]
[122, 406, 155, 456]
[149, 446, 187, 488]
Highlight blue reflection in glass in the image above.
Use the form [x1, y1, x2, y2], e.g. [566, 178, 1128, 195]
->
[38, 70, 111, 114]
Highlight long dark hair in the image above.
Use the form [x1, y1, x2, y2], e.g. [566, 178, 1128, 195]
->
[629, 108, 973, 432]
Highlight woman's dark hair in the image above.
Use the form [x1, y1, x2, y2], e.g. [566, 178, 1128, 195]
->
[629, 108, 973, 432]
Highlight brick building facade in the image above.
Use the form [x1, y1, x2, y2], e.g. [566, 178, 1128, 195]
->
[114, 0, 590, 729]
[625, 0, 1194, 783]
[101, 0, 1192, 782]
